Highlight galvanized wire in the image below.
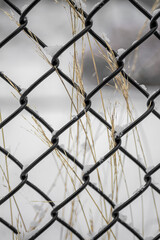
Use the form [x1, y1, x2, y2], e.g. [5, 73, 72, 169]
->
[0, 0, 160, 239]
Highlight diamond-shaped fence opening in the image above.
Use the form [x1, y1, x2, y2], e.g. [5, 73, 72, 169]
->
[0, 0, 160, 240]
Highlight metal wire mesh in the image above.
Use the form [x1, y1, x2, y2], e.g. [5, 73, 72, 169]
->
[0, 0, 160, 239]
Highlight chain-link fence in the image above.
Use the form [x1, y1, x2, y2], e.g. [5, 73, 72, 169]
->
[0, 0, 160, 239]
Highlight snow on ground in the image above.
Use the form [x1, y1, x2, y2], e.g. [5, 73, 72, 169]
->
[0, 1, 160, 240]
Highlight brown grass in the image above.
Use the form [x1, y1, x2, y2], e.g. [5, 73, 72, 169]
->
[1, 0, 160, 239]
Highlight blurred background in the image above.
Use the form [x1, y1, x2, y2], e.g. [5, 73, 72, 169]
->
[0, 0, 160, 86]
[0, 1, 160, 240]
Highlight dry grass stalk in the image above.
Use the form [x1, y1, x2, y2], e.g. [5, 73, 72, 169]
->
[1, 0, 160, 239]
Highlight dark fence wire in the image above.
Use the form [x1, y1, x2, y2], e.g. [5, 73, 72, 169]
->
[0, 0, 160, 239]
